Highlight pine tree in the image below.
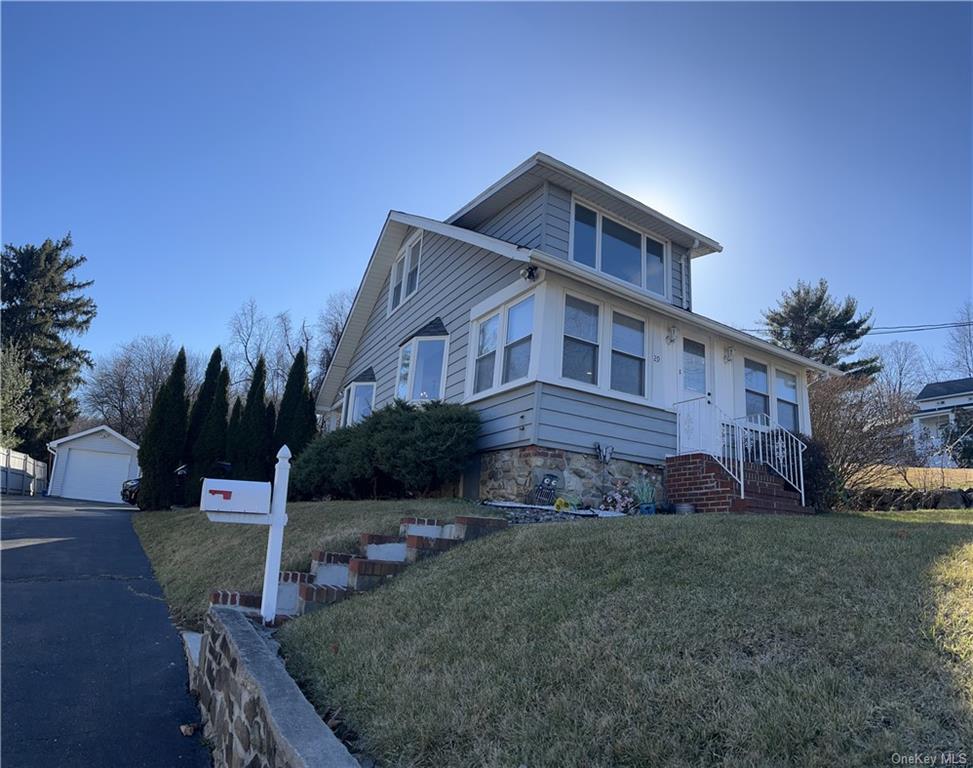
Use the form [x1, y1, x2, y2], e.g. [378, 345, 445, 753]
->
[226, 396, 243, 472]
[236, 357, 271, 480]
[188, 366, 230, 503]
[0, 343, 31, 449]
[137, 349, 188, 509]
[274, 349, 318, 457]
[185, 347, 222, 469]
[1, 235, 98, 457]
[762, 279, 878, 377]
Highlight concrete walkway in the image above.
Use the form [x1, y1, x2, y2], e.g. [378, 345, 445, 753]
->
[1, 497, 210, 768]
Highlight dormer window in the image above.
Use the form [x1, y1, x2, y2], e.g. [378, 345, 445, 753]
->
[570, 200, 668, 297]
[390, 232, 422, 313]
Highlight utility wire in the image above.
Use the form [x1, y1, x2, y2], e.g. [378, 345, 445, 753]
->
[740, 320, 973, 337]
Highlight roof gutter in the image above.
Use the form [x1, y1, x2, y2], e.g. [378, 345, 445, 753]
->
[529, 249, 841, 375]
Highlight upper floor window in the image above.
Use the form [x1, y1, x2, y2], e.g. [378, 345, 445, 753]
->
[390, 233, 422, 313]
[342, 382, 375, 427]
[397, 336, 448, 402]
[571, 201, 668, 296]
[472, 294, 535, 395]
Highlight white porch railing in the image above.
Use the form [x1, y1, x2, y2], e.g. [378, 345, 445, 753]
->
[674, 396, 745, 499]
[734, 413, 806, 506]
[675, 398, 807, 506]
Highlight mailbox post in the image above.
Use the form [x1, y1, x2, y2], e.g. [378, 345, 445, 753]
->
[200, 445, 292, 625]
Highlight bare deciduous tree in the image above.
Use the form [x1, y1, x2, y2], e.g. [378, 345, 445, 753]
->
[809, 374, 917, 494]
[82, 335, 204, 442]
[312, 289, 354, 394]
[946, 300, 973, 378]
[862, 340, 938, 400]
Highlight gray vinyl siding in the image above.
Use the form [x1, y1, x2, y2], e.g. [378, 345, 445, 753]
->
[475, 186, 544, 249]
[541, 183, 571, 259]
[339, 231, 523, 409]
[471, 383, 536, 451]
[535, 383, 676, 465]
[671, 243, 690, 310]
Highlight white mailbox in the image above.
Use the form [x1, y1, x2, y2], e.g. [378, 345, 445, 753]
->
[201, 478, 272, 524]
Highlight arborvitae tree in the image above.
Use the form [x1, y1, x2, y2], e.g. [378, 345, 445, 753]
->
[188, 366, 230, 503]
[226, 396, 243, 472]
[274, 348, 318, 457]
[236, 357, 272, 480]
[185, 347, 222, 468]
[265, 401, 277, 478]
[762, 279, 878, 377]
[1, 235, 97, 457]
[137, 349, 189, 509]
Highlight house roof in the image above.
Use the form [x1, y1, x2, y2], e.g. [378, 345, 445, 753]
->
[316, 211, 532, 411]
[446, 152, 723, 258]
[916, 377, 973, 401]
[47, 424, 139, 451]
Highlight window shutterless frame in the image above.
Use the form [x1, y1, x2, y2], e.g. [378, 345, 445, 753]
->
[388, 232, 423, 315]
[341, 382, 376, 427]
[396, 335, 449, 403]
[568, 196, 671, 300]
[467, 290, 537, 398]
[741, 354, 803, 431]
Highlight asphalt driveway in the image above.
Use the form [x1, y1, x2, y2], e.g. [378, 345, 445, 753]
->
[1, 497, 210, 768]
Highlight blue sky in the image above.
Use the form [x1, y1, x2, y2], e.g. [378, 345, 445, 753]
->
[3, 2, 970, 363]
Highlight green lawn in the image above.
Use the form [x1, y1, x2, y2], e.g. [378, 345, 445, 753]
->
[133, 498, 481, 628]
[277, 510, 973, 768]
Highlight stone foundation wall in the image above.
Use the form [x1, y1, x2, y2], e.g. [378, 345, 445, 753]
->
[195, 607, 358, 768]
[479, 445, 664, 507]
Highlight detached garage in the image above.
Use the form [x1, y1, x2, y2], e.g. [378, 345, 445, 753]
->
[47, 426, 139, 504]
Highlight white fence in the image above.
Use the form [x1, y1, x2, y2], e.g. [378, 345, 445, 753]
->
[1, 447, 48, 496]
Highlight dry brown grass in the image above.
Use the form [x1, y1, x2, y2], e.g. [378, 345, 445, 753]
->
[855, 465, 973, 490]
[133, 498, 481, 628]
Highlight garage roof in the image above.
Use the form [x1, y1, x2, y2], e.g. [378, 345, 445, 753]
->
[48, 425, 139, 451]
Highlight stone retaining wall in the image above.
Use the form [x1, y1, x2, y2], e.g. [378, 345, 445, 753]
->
[195, 607, 359, 768]
[479, 445, 664, 507]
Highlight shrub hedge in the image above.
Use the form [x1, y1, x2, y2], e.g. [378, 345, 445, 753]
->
[291, 401, 480, 500]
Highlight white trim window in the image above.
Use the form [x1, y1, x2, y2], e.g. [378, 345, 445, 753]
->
[744, 358, 770, 418]
[682, 338, 706, 395]
[775, 369, 800, 433]
[472, 295, 535, 395]
[342, 382, 375, 427]
[610, 312, 645, 396]
[389, 232, 422, 313]
[570, 199, 669, 297]
[397, 336, 449, 402]
[562, 295, 600, 385]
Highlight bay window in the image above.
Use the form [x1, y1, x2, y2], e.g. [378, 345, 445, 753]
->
[610, 312, 645, 396]
[342, 382, 375, 427]
[570, 201, 668, 296]
[562, 295, 600, 384]
[744, 359, 770, 418]
[471, 294, 535, 395]
[389, 233, 422, 312]
[776, 370, 800, 432]
[397, 336, 448, 402]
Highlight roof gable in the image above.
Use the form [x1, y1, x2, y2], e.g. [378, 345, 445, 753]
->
[48, 424, 139, 451]
[446, 152, 722, 258]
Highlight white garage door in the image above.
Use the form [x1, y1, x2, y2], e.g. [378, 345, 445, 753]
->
[60, 450, 133, 504]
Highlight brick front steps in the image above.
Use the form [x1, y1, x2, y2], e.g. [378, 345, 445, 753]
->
[666, 453, 811, 515]
[210, 515, 508, 623]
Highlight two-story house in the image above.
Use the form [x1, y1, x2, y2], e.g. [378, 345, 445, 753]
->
[316, 154, 837, 512]
[913, 377, 973, 467]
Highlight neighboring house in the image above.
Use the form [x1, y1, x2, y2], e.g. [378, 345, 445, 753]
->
[316, 153, 837, 510]
[47, 425, 140, 504]
[912, 377, 973, 468]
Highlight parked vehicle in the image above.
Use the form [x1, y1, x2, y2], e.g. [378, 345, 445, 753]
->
[120, 461, 232, 508]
